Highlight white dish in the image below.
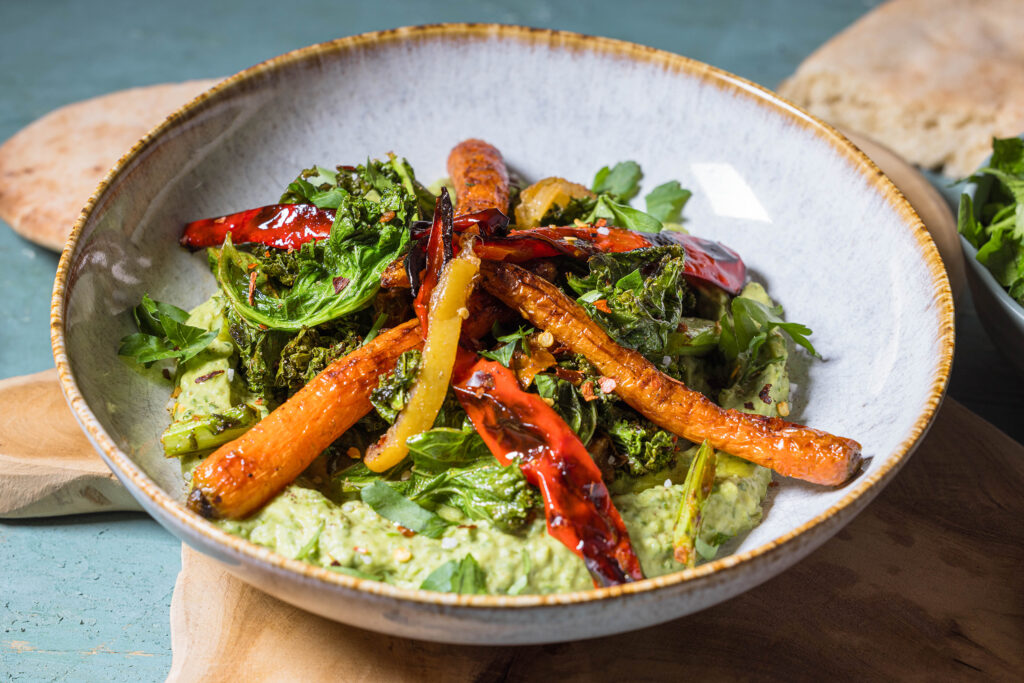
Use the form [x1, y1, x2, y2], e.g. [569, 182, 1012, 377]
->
[52, 24, 954, 644]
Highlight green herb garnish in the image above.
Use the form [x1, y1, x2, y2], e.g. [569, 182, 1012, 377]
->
[118, 294, 218, 367]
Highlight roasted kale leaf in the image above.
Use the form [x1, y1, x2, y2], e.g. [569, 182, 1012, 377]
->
[567, 246, 697, 361]
[214, 158, 420, 331]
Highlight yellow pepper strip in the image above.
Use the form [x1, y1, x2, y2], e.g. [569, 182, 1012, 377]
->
[364, 243, 481, 472]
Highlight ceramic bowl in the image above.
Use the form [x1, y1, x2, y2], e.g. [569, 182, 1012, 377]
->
[52, 24, 954, 644]
[958, 149, 1024, 378]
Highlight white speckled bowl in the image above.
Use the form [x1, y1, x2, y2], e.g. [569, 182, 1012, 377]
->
[52, 25, 954, 644]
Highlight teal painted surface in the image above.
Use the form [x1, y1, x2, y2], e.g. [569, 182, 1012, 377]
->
[1, 0, 1018, 679]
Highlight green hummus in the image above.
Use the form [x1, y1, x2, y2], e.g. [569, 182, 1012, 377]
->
[217, 458, 770, 594]
[171, 283, 785, 595]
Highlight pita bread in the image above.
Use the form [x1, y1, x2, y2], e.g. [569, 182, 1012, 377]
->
[0, 79, 219, 251]
[778, 0, 1024, 178]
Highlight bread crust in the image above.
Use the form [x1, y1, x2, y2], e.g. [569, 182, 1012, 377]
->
[778, 0, 1024, 177]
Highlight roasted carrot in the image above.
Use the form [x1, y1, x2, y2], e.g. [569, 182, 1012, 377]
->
[187, 319, 423, 519]
[447, 139, 511, 216]
[479, 261, 862, 486]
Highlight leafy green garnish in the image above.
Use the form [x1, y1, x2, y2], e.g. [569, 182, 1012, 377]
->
[604, 404, 680, 477]
[295, 520, 326, 561]
[592, 161, 642, 200]
[404, 427, 538, 533]
[959, 137, 1024, 304]
[337, 424, 538, 533]
[360, 480, 449, 538]
[118, 294, 219, 367]
[420, 554, 487, 594]
[479, 326, 533, 368]
[664, 318, 721, 357]
[583, 161, 692, 233]
[225, 309, 364, 405]
[644, 181, 692, 223]
[587, 195, 662, 234]
[718, 293, 819, 370]
[281, 156, 435, 219]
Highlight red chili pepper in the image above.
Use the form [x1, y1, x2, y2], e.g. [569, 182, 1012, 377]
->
[180, 204, 334, 251]
[451, 350, 645, 587]
[475, 228, 746, 294]
[182, 203, 745, 294]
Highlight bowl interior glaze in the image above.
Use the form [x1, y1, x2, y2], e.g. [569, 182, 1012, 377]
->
[53, 25, 953, 644]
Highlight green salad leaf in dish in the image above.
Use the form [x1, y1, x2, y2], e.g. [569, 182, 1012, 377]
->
[118, 139, 862, 595]
[959, 136, 1024, 305]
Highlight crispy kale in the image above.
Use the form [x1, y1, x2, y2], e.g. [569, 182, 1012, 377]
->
[275, 325, 362, 394]
[226, 308, 364, 406]
[369, 349, 467, 428]
[280, 157, 436, 219]
[214, 157, 427, 332]
[370, 350, 422, 423]
[567, 245, 697, 361]
[533, 373, 597, 445]
[603, 404, 680, 477]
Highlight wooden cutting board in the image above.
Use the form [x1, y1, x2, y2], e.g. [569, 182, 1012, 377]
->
[0, 369, 140, 518]
[166, 398, 1023, 681]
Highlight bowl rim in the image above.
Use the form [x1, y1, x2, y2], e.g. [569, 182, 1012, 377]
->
[957, 162, 1024, 326]
[51, 22, 955, 609]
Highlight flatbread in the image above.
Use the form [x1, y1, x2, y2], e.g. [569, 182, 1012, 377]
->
[778, 0, 1024, 178]
[0, 79, 219, 251]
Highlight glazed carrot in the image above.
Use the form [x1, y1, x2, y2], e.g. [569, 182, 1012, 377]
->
[479, 261, 862, 486]
[187, 319, 423, 519]
[447, 139, 511, 216]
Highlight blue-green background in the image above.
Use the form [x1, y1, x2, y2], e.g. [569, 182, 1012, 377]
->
[2, 1, 1018, 679]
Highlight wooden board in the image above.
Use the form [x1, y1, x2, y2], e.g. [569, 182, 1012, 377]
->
[167, 398, 1023, 681]
[0, 369, 140, 517]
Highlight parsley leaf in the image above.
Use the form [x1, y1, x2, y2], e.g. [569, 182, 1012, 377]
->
[592, 161, 642, 200]
[117, 294, 218, 367]
[644, 181, 692, 223]
[588, 195, 662, 233]
[420, 554, 487, 594]
[718, 292, 820, 367]
[479, 326, 533, 368]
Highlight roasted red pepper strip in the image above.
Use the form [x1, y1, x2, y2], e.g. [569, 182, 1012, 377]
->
[182, 203, 745, 294]
[451, 350, 645, 587]
[412, 188, 454, 329]
[180, 204, 334, 251]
